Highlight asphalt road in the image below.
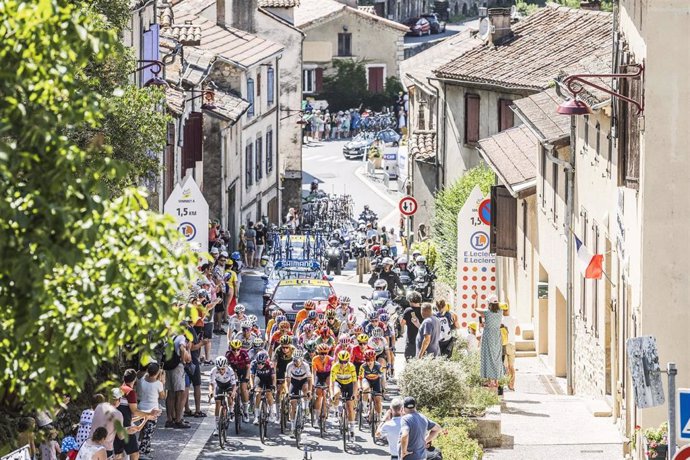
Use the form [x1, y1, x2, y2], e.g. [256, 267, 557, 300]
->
[403, 20, 477, 46]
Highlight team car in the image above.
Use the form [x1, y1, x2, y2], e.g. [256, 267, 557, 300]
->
[265, 279, 336, 324]
[261, 259, 327, 311]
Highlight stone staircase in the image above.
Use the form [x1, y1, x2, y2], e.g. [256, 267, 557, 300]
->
[515, 325, 537, 358]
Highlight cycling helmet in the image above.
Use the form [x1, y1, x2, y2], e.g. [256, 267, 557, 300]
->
[353, 325, 364, 335]
[380, 247, 390, 257]
[346, 314, 356, 326]
[279, 335, 292, 345]
[316, 343, 331, 354]
[304, 300, 316, 310]
[318, 326, 331, 337]
[276, 315, 287, 324]
[339, 296, 351, 304]
[292, 350, 304, 362]
[271, 310, 281, 319]
[241, 319, 253, 330]
[256, 351, 269, 363]
[382, 257, 394, 266]
[325, 309, 336, 319]
[380, 313, 390, 323]
[215, 356, 228, 368]
[231, 251, 241, 261]
[338, 334, 351, 345]
[357, 333, 370, 344]
[230, 339, 243, 350]
[397, 256, 408, 265]
[328, 294, 338, 304]
[376, 308, 387, 316]
[337, 350, 351, 362]
[304, 340, 317, 352]
[304, 323, 317, 333]
[364, 350, 376, 361]
[316, 312, 325, 321]
[371, 327, 384, 338]
[412, 250, 421, 258]
[260, 255, 269, 267]
[416, 255, 427, 264]
[235, 304, 246, 314]
[307, 310, 317, 320]
[279, 320, 291, 331]
[252, 337, 264, 348]
[248, 314, 258, 325]
[374, 279, 387, 290]
[367, 311, 378, 321]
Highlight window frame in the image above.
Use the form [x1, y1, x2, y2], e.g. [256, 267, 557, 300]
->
[255, 136, 263, 182]
[337, 32, 352, 57]
[245, 142, 254, 188]
[464, 93, 480, 145]
[267, 66, 275, 106]
[497, 98, 514, 132]
[302, 68, 315, 94]
[247, 77, 255, 118]
[265, 129, 273, 174]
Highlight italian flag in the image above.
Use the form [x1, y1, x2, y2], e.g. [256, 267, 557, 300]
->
[575, 236, 603, 279]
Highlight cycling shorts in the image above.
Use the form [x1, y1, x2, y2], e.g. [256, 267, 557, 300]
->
[289, 378, 308, 397]
[316, 371, 330, 387]
[362, 378, 382, 395]
[335, 382, 354, 400]
[214, 381, 235, 400]
[254, 377, 274, 391]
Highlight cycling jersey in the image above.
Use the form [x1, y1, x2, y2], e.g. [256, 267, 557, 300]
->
[332, 344, 349, 359]
[270, 331, 293, 347]
[228, 314, 248, 334]
[250, 360, 274, 380]
[312, 354, 334, 374]
[315, 336, 335, 352]
[265, 319, 276, 342]
[225, 349, 250, 372]
[349, 344, 369, 364]
[368, 337, 387, 355]
[272, 345, 295, 380]
[298, 333, 318, 347]
[358, 361, 383, 382]
[326, 319, 341, 336]
[330, 362, 357, 385]
[286, 362, 311, 381]
[294, 309, 309, 329]
[232, 331, 256, 350]
[210, 366, 237, 385]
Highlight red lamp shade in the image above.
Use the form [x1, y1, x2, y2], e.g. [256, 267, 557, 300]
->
[556, 98, 593, 116]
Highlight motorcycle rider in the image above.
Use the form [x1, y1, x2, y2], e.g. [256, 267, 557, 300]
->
[368, 257, 403, 298]
[412, 255, 434, 299]
[394, 256, 413, 289]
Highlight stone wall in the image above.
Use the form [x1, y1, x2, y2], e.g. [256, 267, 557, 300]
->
[202, 119, 223, 222]
[573, 317, 607, 397]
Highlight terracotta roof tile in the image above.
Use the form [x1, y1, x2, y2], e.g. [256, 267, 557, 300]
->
[511, 88, 570, 143]
[259, 0, 300, 7]
[434, 6, 612, 90]
[409, 131, 437, 161]
[477, 125, 538, 193]
[205, 88, 250, 122]
[165, 85, 185, 115]
[161, 24, 202, 45]
[558, 43, 613, 104]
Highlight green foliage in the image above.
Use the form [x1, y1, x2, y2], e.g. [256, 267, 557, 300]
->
[515, 0, 539, 16]
[516, 0, 612, 15]
[422, 411, 484, 460]
[431, 165, 495, 288]
[0, 0, 196, 425]
[411, 240, 438, 270]
[321, 60, 403, 111]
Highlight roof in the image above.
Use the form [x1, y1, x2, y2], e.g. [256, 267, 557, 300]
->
[172, 0, 284, 69]
[434, 6, 612, 90]
[165, 85, 185, 115]
[161, 24, 202, 45]
[400, 31, 481, 90]
[511, 88, 570, 144]
[558, 43, 613, 105]
[477, 124, 538, 196]
[259, 0, 300, 6]
[409, 131, 437, 162]
[294, 0, 408, 32]
[205, 88, 250, 122]
[358, 5, 375, 15]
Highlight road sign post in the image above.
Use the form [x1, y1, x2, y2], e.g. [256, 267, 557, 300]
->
[669, 362, 677, 459]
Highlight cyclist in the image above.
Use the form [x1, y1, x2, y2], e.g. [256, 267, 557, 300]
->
[232, 320, 256, 351]
[361, 311, 379, 336]
[325, 309, 341, 337]
[333, 334, 352, 359]
[271, 335, 296, 409]
[297, 323, 318, 347]
[368, 327, 390, 392]
[358, 350, 384, 419]
[326, 294, 339, 310]
[264, 310, 281, 342]
[330, 350, 358, 439]
[248, 336, 265, 362]
[209, 356, 238, 432]
[268, 314, 288, 340]
[247, 314, 261, 337]
[335, 296, 352, 323]
[297, 310, 318, 335]
[293, 300, 316, 333]
[339, 313, 357, 336]
[315, 326, 335, 354]
[379, 312, 396, 376]
[227, 303, 248, 338]
[350, 333, 370, 375]
[250, 351, 277, 424]
[286, 350, 312, 435]
[302, 339, 318, 364]
[226, 339, 251, 422]
[269, 320, 293, 355]
[312, 343, 334, 419]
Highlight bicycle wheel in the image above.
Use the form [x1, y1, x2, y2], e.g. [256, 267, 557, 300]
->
[341, 404, 348, 452]
[295, 402, 302, 448]
[258, 399, 266, 444]
[357, 395, 364, 430]
[235, 392, 242, 434]
[280, 395, 289, 434]
[370, 405, 378, 443]
[309, 395, 316, 428]
[218, 406, 227, 449]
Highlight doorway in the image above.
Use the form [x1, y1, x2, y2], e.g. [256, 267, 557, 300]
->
[555, 289, 566, 377]
[256, 196, 262, 226]
[537, 264, 549, 355]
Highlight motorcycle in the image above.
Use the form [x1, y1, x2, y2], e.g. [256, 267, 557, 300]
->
[359, 291, 405, 340]
[412, 267, 437, 301]
[325, 239, 343, 275]
[351, 232, 368, 259]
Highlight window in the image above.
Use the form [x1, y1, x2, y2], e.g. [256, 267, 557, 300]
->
[247, 77, 255, 118]
[182, 112, 202, 174]
[583, 115, 589, 150]
[267, 66, 274, 106]
[315, 68, 323, 93]
[606, 131, 613, 175]
[595, 121, 601, 156]
[497, 98, 514, 132]
[540, 146, 546, 209]
[490, 185, 517, 257]
[464, 94, 480, 144]
[592, 222, 600, 337]
[337, 33, 352, 56]
[245, 143, 254, 188]
[552, 152, 559, 221]
[580, 208, 588, 321]
[417, 101, 426, 131]
[266, 130, 273, 174]
[303, 68, 322, 93]
[257, 71, 261, 97]
[255, 137, 263, 182]
[367, 66, 385, 94]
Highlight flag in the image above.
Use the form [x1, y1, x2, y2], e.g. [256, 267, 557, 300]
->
[575, 236, 603, 279]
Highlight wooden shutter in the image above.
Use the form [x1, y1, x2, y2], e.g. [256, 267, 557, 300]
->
[498, 98, 513, 132]
[182, 112, 202, 173]
[617, 60, 641, 190]
[465, 94, 480, 144]
[164, 122, 175, 200]
[141, 24, 160, 86]
[368, 67, 384, 94]
[490, 185, 517, 257]
[315, 68, 323, 93]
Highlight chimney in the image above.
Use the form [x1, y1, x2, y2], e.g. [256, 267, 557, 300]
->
[579, 0, 602, 10]
[216, 0, 257, 32]
[487, 8, 513, 45]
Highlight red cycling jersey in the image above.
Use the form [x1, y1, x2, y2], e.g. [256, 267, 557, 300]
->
[349, 344, 369, 364]
[225, 349, 250, 371]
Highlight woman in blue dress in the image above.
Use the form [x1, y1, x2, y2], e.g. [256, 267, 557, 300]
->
[473, 288, 504, 387]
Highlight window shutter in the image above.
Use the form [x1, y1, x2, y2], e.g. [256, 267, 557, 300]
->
[490, 185, 518, 257]
[465, 94, 480, 144]
[164, 122, 175, 200]
[141, 24, 160, 86]
[267, 67, 274, 106]
[255, 137, 262, 181]
[498, 99, 513, 132]
[625, 75, 641, 189]
[315, 68, 323, 93]
[247, 78, 255, 117]
[182, 112, 202, 173]
[266, 130, 273, 174]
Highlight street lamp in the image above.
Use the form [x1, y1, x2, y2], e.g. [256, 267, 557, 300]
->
[556, 64, 644, 115]
[185, 86, 217, 111]
[135, 60, 168, 88]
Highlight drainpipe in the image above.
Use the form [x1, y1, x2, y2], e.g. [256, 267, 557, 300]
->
[275, 55, 282, 223]
[426, 76, 445, 191]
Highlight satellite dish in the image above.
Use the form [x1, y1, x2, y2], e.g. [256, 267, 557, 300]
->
[478, 17, 490, 41]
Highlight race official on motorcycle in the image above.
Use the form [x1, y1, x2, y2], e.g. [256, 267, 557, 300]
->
[412, 255, 431, 280]
[368, 257, 403, 298]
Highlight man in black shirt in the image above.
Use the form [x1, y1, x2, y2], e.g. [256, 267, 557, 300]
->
[400, 291, 424, 360]
[255, 222, 267, 267]
[368, 257, 403, 298]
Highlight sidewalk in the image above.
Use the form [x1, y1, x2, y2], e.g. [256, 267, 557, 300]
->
[483, 358, 624, 460]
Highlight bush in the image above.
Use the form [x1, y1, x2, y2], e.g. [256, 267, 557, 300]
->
[422, 411, 484, 460]
[410, 240, 438, 269]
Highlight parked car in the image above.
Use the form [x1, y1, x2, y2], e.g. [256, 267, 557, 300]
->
[342, 129, 401, 159]
[421, 13, 446, 34]
[404, 17, 431, 36]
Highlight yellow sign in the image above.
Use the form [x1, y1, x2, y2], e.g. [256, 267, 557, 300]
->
[279, 279, 330, 287]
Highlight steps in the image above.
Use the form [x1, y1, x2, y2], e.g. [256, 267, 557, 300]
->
[515, 325, 536, 358]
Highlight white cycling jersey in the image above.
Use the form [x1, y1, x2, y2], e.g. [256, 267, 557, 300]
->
[368, 337, 387, 355]
[210, 366, 237, 385]
[285, 361, 311, 380]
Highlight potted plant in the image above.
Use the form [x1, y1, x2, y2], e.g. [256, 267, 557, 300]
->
[634, 422, 668, 459]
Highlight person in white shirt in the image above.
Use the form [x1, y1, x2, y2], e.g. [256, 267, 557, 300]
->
[376, 397, 403, 459]
[208, 356, 238, 431]
[500, 303, 521, 391]
[136, 362, 165, 456]
[286, 351, 312, 434]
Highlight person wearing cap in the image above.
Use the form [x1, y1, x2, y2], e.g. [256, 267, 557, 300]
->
[472, 288, 505, 388]
[89, 389, 124, 459]
[399, 396, 442, 460]
[376, 397, 403, 459]
[209, 246, 220, 261]
[500, 302, 520, 391]
[465, 322, 481, 352]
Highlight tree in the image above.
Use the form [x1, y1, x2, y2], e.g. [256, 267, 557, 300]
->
[320, 59, 403, 111]
[431, 166, 495, 287]
[0, 0, 195, 434]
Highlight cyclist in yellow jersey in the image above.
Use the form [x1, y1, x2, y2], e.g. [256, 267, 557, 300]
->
[330, 350, 358, 437]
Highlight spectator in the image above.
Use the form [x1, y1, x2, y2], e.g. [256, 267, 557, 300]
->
[389, 227, 399, 258]
[89, 389, 124, 458]
[416, 303, 441, 358]
[285, 207, 298, 234]
[60, 428, 79, 460]
[472, 289, 505, 387]
[75, 427, 108, 460]
[164, 334, 191, 429]
[465, 322, 480, 351]
[17, 417, 37, 459]
[76, 394, 104, 448]
[183, 320, 207, 419]
[255, 222, 266, 267]
[500, 303, 520, 391]
[39, 428, 60, 460]
[114, 369, 159, 460]
[400, 291, 424, 360]
[238, 225, 246, 265]
[435, 300, 460, 358]
[417, 224, 429, 242]
[137, 363, 166, 458]
[244, 222, 257, 268]
[209, 220, 219, 250]
[399, 397, 442, 460]
[376, 397, 403, 459]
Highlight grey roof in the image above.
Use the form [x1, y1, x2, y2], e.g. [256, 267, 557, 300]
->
[558, 43, 613, 105]
[165, 85, 185, 115]
[205, 88, 250, 122]
[477, 124, 538, 196]
[511, 88, 570, 144]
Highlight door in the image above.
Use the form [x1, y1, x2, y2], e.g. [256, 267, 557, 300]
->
[367, 66, 385, 94]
